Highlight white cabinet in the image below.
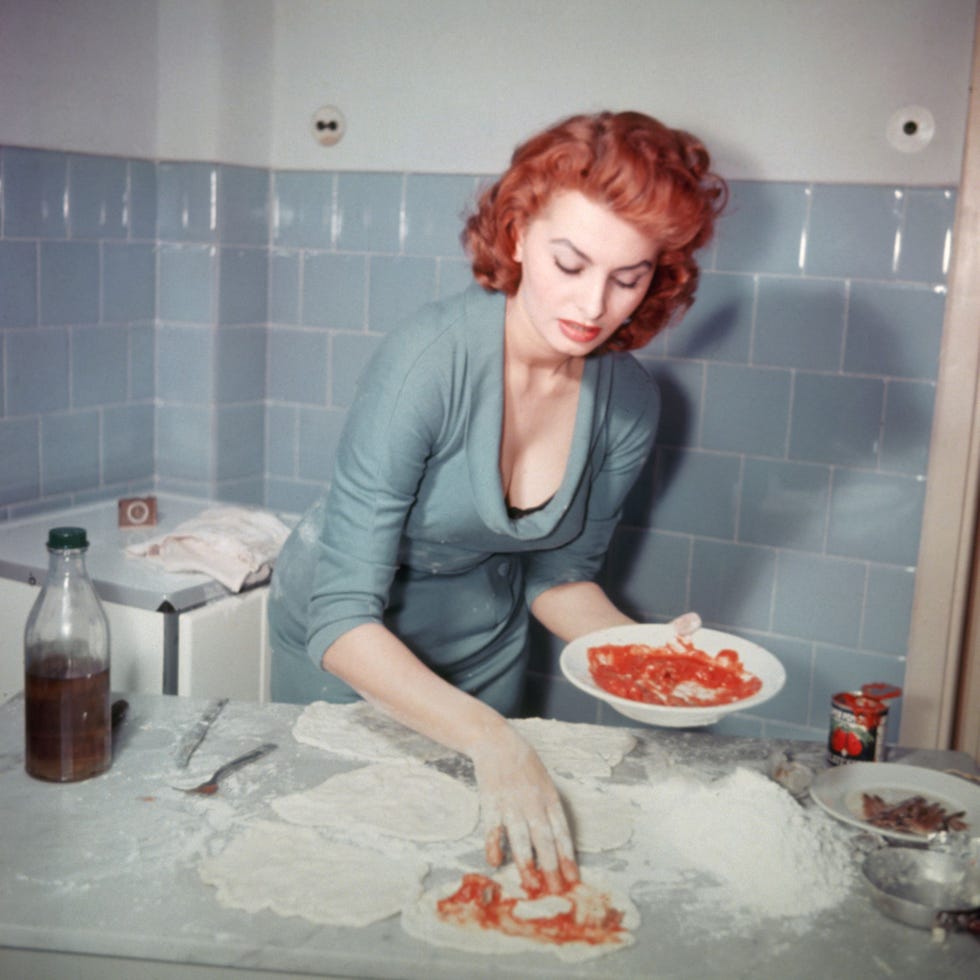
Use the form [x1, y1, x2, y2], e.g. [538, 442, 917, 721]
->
[176, 588, 270, 700]
[0, 496, 275, 702]
[0, 577, 271, 701]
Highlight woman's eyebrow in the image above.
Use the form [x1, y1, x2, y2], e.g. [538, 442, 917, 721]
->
[550, 237, 653, 272]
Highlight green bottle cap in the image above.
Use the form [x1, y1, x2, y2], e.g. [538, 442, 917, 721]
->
[47, 527, 89, 550]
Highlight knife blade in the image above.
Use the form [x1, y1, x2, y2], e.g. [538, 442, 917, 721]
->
[174, 698, 228, 769]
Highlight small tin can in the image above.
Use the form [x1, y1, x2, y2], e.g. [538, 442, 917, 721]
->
[828, 684, 902, 766]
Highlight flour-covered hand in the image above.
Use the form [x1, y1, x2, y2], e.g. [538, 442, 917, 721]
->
[470, 723, 579, 894]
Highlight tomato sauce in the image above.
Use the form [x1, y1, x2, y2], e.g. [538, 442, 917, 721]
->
[587, 637, 762, 707]
[436, 873, 626, 947]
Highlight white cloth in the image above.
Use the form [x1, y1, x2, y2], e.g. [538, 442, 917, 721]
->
[125, 507, 292, 592]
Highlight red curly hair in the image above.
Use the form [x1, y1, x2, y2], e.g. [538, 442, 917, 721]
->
[464, 111, 727, 351]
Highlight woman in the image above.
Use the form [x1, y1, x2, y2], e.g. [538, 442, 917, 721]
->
[268, 110, 726, 894]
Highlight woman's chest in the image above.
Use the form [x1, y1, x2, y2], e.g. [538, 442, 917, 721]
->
[403, 424, 591, 557]
[498, 381, 581, 511]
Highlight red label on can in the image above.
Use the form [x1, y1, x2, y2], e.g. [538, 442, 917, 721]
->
[828, 691, 890, 765]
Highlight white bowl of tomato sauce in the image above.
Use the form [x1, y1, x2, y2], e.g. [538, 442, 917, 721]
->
[560, 623, 786, 727]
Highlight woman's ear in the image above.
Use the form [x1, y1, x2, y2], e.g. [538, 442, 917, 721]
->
[512, 222, 526, 264]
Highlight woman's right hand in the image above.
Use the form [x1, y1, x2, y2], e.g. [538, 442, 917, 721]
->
[469, 723, 579, 895]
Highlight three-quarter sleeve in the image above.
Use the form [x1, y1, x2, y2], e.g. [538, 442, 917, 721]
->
[304, 335, 448, 666]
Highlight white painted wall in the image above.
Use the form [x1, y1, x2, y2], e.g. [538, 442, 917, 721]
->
[0, 0, 161, 160]
[0, 0, 975, 182]
[156, 0, 275, 164]
[0, 0, 276, 166]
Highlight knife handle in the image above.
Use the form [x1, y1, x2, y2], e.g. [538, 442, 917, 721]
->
[210, 742, 277, 783]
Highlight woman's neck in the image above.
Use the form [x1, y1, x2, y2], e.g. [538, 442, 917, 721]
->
[503, 296, 583, 387]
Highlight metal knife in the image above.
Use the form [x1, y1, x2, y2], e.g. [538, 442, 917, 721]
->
[174, 698, 228, 769]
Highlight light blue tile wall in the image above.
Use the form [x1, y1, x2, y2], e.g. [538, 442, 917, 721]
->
[603, 178, 952, 742]
[0, 147, 157, 515]
[154, 161, 269, 503]
[0, 146, 955, 744]
[264, 169, 481, 514]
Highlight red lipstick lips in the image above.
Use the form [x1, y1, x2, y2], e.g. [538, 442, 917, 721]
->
[559, 319, 602, 344]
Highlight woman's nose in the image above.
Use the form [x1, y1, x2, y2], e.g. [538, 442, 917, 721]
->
[577, 274, 607, 322]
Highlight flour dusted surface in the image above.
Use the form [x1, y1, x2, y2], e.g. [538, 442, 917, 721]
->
[197, 702, 861, 961]
[628, 766, 857, 930]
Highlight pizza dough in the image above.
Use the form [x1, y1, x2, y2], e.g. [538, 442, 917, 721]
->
[293, 701, 450, 763]
[557, 776, 634, 853]
[400, 865, 639, 962]
[198, 820, 428, 927]
[512, 717, 636, 779]
[292, 705, 637, 783]
[270, 762, 480, 842]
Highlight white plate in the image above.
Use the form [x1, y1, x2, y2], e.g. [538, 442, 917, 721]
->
[809, 762, 980, 843]
[559, 623, 785, 727]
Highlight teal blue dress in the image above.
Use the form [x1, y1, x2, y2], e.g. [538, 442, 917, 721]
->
[268, 286, 659, 712]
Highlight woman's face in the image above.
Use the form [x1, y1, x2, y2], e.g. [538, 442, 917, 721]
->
[510, 190, 659, 358]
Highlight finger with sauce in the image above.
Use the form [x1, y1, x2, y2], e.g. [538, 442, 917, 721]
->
[473, 725, 580, 895]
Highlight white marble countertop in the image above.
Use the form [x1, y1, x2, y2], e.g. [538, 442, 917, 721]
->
[0, 693, 977, 980]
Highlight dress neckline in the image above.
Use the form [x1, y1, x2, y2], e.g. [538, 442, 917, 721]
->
[505, 496, 554, 520]
[460, 288, 607, 536]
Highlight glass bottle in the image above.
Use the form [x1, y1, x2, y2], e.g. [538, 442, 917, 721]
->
[24, 526, 111, 782]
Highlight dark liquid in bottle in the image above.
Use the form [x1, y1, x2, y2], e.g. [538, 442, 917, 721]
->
[25, 651, 111, 782]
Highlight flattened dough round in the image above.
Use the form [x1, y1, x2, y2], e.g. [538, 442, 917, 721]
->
[270, 762, 479, 842]
[293, 701, 449, 763]
[557, 777, 634, 853]
[401, 865, 639, 962]
[512, 717, 636, 778]
[198, 820, 427, 927]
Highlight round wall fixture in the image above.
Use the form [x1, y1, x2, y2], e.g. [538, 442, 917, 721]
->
[312, 105, 346, 147]
[886, 106, 935, 154]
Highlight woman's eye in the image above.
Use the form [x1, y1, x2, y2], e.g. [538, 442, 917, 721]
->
[554, 258, 643, 289]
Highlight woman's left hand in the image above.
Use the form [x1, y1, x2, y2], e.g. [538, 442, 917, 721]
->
[321, 623, 580, 892]
[470, 723, 579, 895]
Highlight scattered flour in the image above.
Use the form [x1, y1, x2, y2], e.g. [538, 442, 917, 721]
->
[626, 766, 857, 930]
[227, 704, 860, 952]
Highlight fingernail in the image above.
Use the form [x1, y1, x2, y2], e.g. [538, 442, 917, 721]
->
[520, 864, 544, 896]
[560, 856, 580, 885]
